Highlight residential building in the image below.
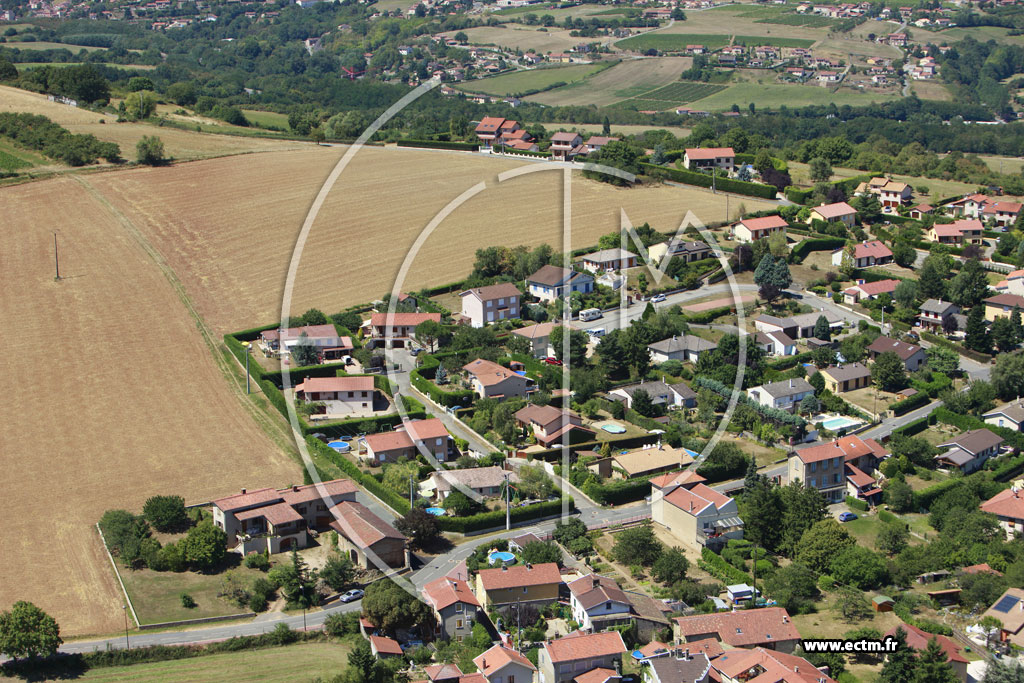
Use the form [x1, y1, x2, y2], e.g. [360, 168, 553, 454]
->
[429, 466, 518, 501]
[981, 486, 1024, 537]
[647, 335, 718, 364]
[652, 477, 743, 551]
[909, 203, 934, 219]
[648, 239, 712, 265]
[212, 479, 359, 554]
[867, 336, 925, 371]
[474, 117, 521, 147]
[808, 202, 857, 227]
[644, 650, 712, 683]
[368, 312, 441, 349]
[682, 147, 735, 172]
[515, 404, 594, 448]
[259, 324, 349, 357]
[294, 376, 376, 410]
[423, 577, 480, 642]
[830, 240, 893, 268]
[538, 630, 627, 683]
[754, 311, 843, 339]
[883, 624, 967, 681]
[711, 648, 836, 683]
[746, 378, 815, 413]
[984, 293, 1024, 322]
[673, 608, 800, 653]
[330, 500, 406, 569]
[370, 635, 404, 658]
[475, 562, 562, 609]
[985, 401, 1024, 432]
[918, 299, 959, 332]
[464, 358, 532, 399]
[511, 322, 558, 358]
[568, 574, 632, 629]
[609, 380, 696, 411]
[789, 435, 888, 503]
[580, 249, 638, 273]
[550, 132, 583, 161]
[843, 279, 899, 304]
[818, 363, 872, 393]
[983, 588, 1024, 648]
[474, 644, 537, 683]
[731, 215, 787, 243]
[927, 219, 984, 245]
[361, 418, 454, 464]
[753, 330, 797, 357]
[846, 462, 883, 505]
[527, 265, 594, 303]
[983, 201, 1023, 228]
[855, 178, 912, 209]
[460, 283, 521, 327]
[583, 136, 619, 155]
[612, 445, 696, 480]
[935, 428, 1004, 473]
[948, 193, 1000, 219]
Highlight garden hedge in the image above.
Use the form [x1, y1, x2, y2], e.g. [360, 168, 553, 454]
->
[920, 331, 992, 364]
[889, 391, 931, 416]
[639, 162, 777, 199]
[397, 139, 479, 151]
[699, 547, 752, 584]
[791, 237, 845, 262]
[845, 496, 868, 511]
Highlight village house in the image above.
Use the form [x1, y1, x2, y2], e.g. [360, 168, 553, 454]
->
[580, 249, 638, 272]
[909, 203, 934, 220]
[423, 576, 480, 642]
[463, 358, 533, 399]
[746, 378, 815, 413]
[644, 648, 712, 683]
[883, 624, 968, 681]
[651, 474, 743, 551]
[511, 322, 558, 358]
[294, 376, 378, 416]
[712, 648, 836, 683]
[460, 282, 521, 327]
[370, 635, 404, 658]
[945, 193, 990, 220]
[984, 401, 1024, 432]
[527, 265, 595, 303]
[918, 299, 960, 332]
[647, 335, 718, 364]
[935, 428, 1004, 474]
[867, 336, 925, 371]
[982, 486, 1024, 537]
[818, 363, 872, 393]
[361, 418, 454, 464]
[612, 445, 696, 480]
[927, 219, 984, 245]
[673, 608, 800, 653]
[475, 562, 562, 609]
[808, 202, 857, 227]
[855, 177, 912, 209]
[550, 131, 583, 161]
[259, 324, 350, 358]
[330, 500, 406, 569]
[538, 630, 627, 683]
[582, 136, 619, 155]
[609, 380, 697, 411]
[755, 310, 843, 340]
[753, 329, 798, 357]
[831, 240, 893, 268]
[983, 588, 1024, 648]
[843, 278, 899, 304]
[994, 269, 1024, 297]
[731, 215, 788, 243]
[847, 461, 883, 505]
[682, 147, 735, 172]
[568, 574, 633, 630]
[474, 644, 537, 683]
[514, 404, 595, 448]
[984, 293, 1024, 322]
[475, 117, 520, 147]
[428, 466, 518, 501]
[983, 201, 1024, 228]
[368, 312, 441, 349]
[647, 239, 712, 265]
[789, 435, 888, 503]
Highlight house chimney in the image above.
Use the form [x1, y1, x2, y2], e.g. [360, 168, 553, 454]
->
[293, 485, 300, 492]
[795, 666, 799, 673]
[526, 562, 532, 570]
[241, 488, 246, 494]
[593, 577, 600, 589]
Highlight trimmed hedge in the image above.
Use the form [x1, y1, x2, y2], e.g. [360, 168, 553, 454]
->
[640, 162, 777, 199]
[397, 139, 479, 151]
[845, 496, 868, 511]
[920, 331, 992, 364]
[583, 478, 651, 506]
[889, 391, 930, 416]
[913, 477, 964, 512]
[791, 237, 845, 262]
[892, 414, 935, 438]
[786, 186, 813, 204]
[699, 547, 752, 584]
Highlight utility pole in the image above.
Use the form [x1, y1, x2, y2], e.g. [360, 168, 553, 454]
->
[122, 604, 130, 650]
[53, 232, 61, 281]
[751, 542, 758, 607]
[505, 472, 511, 531]
[410, 473, 415, 508]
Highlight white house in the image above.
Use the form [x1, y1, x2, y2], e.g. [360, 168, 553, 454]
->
[460, 282, 521, 327]
[746, 378, 814, 413]
[568, 574, 632, 630]
[731, 215, 787, 243]
[647, 335, 718, 364]
[682, 147, 735, 172]
[526, 265, 594, 303]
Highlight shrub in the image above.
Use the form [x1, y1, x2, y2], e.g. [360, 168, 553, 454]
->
[243, 553, 270, 571]
[180, 593, 196, 609]
[845, 496, 868, 512]
[142, 495, 189, 532]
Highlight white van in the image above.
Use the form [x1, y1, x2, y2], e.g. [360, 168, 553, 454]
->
[588, 328, 606, 338]
[579, 308, 602, 321]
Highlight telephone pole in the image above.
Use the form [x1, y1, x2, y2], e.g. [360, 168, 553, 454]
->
[53, 232, 61, 281]
[505, 472, 511, 531]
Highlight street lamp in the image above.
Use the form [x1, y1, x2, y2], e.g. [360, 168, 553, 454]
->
[122, 604, 130, 650]
[300, 585, 307, 632]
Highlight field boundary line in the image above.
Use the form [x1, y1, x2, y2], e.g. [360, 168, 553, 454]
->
[95, 522, 140, 628]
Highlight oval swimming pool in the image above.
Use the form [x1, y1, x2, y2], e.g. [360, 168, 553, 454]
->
[601, 424, 626, 434]
[328, 440, 351, 453]
[488, 551, 516, 565]
[425, 507, 446, 516]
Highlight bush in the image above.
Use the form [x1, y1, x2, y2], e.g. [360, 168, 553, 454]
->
[791, 238, 846, 262]
[641, 162, 777, 199]
[136, 135, 165, 165]
[142, 495, 189, 532]
[397, 139, 478, 151]
[699, 547, 752, 584]
[889, 391, 930, 416]
[845, 496, 868, 512]
[180, 593, 196, 609]
[243, 553, 270, 571]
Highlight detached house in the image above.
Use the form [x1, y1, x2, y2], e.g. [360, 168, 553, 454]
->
[609, 380, 697, 411]
[712, 648, 836, 683]
[429, 466, 518, 501]
[983, 201, 1024, 228]
[831, 240, 893, 268]
[568, 574, 632, 630]
[918, 299, 959, 332]
[652, 476, 743, 551]
[843, 278, 899, 304]
[867, 336, 925, 371]
[981, 486, 1024, 537]
[935, 428, 1004, 473]
[475, 117, 520, 147]
[746, 378, 814, 413]
[645, 650, 712, 683]
[983, 588, 1024, 648]
[682, 147, 735, 172]
[789, 435, 888, 503]
[423, 577, 480, 642]
[647, 335, 718, 364]
[648, 239, 712, 265]
[527, 265, 594, 303]
[984, 400, 1024, 432]
[330, 500, 406, 569]
[511, 322, 558, 358]
[580, 249, 638, 272]
[928, 219, 984, 245]
[984, 293, 1024, 322]
[753, 330, 797, 357]
[475, 562, 562, 609]
[883, 624, 968, 682]
[755, 311, 843, 339]
[474, 645, 536, 683]
[538, 631, 627, 683]
[731, 215, 787, 243]
[808, 202, 857, 227]
[514, 404, 595, 448]
[368, 312, 441, 349]
[583, 136, 618, 155]
[460, 282, 521, 327]
[673, 608, 800, 653]
[818, 363, 872, 393]
[361, 418, 454, 464]
[550, 132, 583, 161]
[464, 358, 532, 399]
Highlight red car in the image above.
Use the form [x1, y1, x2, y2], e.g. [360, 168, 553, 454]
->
[543, 357, 563, 366]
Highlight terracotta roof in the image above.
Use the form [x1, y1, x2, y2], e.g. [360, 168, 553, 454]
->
[543, 630, 627, 663]
[551, 131, 582, 143]
[423, 577, 480, 611]
[867, 336, 922, 361]
[985, 293, 1024, 309]
[279, 479, 358, 506]
[884, 624, 967, 664]
[364, 419, 449, 454]
[574, 668, 620, 683]
[713, 647, 835, 683]
[963, 563, 1004, 576]
[585, 136, 618, 147]
[474, 644, 536, 676]
[675, 608, 799, 648]
[328, 501, 404, 549]
[461, 282, 521, 301]
[477, 562, 562, 591]
[794, 435, 887, 465]
[613, 446, 695, 477]
[663, 482, 732, 515]
[370, 635, 404, 655]
[846, 463, 876, 488]
[737, 215, 788, 231]
[296, 376, 375, 394]
[212, 487, 281, 512]
[475, 116, 506, 133]
[846, 279, 898, 297]
[512, 322, 557, 340]
[852, 240, 893, 260]
[369, 312, 441, 328]
[234, 501, 303, 526]
[424, 664, 463, 681]
[261, 324, 340, 342]
[685, 147, 735, 160]
[463, 358, 524, 387]
[568, 574, 632, 610]
[812, 201, 857, 219]
[981, 487, 1024, 520]
[649, 470, 706, 489]
[951, 218, 984, 232]
[687, 638, 724, 660]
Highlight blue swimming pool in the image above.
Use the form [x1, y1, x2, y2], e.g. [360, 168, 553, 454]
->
[682, 447, 701, 459]
[425, 507, 445, 516]
[822, 416, 860, 431]
[602, 424, 627, 434]
[328, 440, 351, 453]
[489, 551, 516, 565]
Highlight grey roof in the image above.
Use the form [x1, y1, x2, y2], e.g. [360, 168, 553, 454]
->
[648, 335, 718, 355]
[582, 248, 638, 263]
[868, 336, 923, 361]
[936, 448, 975, 467]
[984, 401, 1024, 425]
[664, 239, 711, 256]
[648, 652, 712, 683]
[952, 313, 968, 331]
[528, 265, 591, 287]
[821, 362, 871, 383]
[789, 310, 843, 328]
[754, 378, 814, 399]
[920, 299, 958, 315]
[939, 428, 1004, 456]
[432, 466, 518, 492]
[669, 382, 697, 400]
[764, 330, 796, 346]
[616, 381, 672, 398]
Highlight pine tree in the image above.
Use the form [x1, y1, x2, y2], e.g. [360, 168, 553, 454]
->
[965, 305, 993, 354]
[880, 628, 917, 683]
[436, 362, 448, 385]
[914, 637, 958, 683]
[813, 315, 831, 341]
[1012, 306, 1023, 341]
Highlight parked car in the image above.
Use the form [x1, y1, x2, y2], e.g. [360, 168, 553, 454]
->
[838, 512, 858, 522]
[651, 293, 666, 303]
[410, 348, 422, 356]
[340, 589, 365, 603]
[543, 356, 563, 366]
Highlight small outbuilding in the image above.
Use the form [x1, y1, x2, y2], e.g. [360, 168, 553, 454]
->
[872, 595, 895, 612]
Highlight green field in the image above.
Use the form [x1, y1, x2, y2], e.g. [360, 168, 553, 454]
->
[495, 2, 575, 14]
[65, 642, 354, 683]
[732, 35, 815, 47]
[616, 33, 731, 52]
[14, 61, 156, 71]
[119, 563, 271, 625]
[0, 148, 31, 171]
[612, 81, 726, 110]
[684, 81, 901, 111]
[458, 63, 604, 96]
[0, 138, 49, 170]
[242, 109, 290, 130]
[757, 14, 836, 27]
[2, 40, 106, 52]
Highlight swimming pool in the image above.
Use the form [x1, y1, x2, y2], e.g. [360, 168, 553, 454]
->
[819, 415, 861, 431]
[682, 447, 701, 459]
[328, 440, 351, 453]
[425, 507, 445, 516]
[601, 424, 627, 434]
[488, 551, 516, 565]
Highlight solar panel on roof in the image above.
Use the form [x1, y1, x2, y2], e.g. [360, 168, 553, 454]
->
[994, 595, 1020, 613]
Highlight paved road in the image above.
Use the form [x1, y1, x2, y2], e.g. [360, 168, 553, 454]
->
[572, 283, 760, 333]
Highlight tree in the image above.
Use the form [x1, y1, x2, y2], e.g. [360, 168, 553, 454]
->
[612, 524, 663, 566]
[965, 305, 993, 354]
[394, 507, 441, 549]
[799, 393, 820, 416]
[918, 254, 950, 300]
[893, 279, 919, 309]
[142, 495, 189, 532]
[361, 578, 431, 634]
[652, 547, 689, 585]
[320, 553, 355, 592]
[181, 521, 227, 572]
[993, 316, 1020, 353]
[884, 477, 914, 513]
[0, 58, 18, 81]
[136, 135, 165, 165]
[880, 628, 917, 683]
[602, 116, 610, 136]
[415, 319, 443, 353]
[809, 157, 833, 183]
[948, 259, 990, 308]
[268, 549, 318, 609]
[925, 346, 960, 376]
[872, 351, 907, 392]
[796, 519, 855, 573]
[830, 545, 889, 590]
[833, 585, 872, 622]
[743, 475, 783, 551]
[916, 636, 959, 683]
[982, 659, 1024, 683]
[0, 602, 62, 660]
[813, 315, 832, 341]
[550, 326, 588, 363]
[123, 90, 156, 120]
[993, 351, 1024, 400]
[586, 140, 640, 186]
[630, 388, 658, 417]
[754, 253, 791, 302]
[348, 639, 378, 681]
[443, 490, 483, 516]
[764, 563, 819, 614]
[779, 482, 828, 556]
[517, 464, 554, 499]
[892, 240, 916, 269]
[521, 540, 561, 565]
[302, 308, 328, 325]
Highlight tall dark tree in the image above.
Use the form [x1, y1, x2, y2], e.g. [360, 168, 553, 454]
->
[915, 637, 959, 683]
[880, 628, 917, 683]
[965, 305, 992, 354]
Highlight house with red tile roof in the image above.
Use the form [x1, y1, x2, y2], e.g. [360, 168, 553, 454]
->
[808, 202, 857, 227]
[682, 147, 735, 172]
[475, 117, 520, 147]
[368, 312, 441, 349]
[883, 624, 967, 681]
[788, 435, 888, 503]
[259, 324, 351, 360]
[474, 562, 562, 608]
[731, 215, 787, 244]
[843, 278, 899, 304]
[984, 293, 1024, 323]
[927, 219, 984, 245]
[464, 358, 533, 399]
[982, 485, 1024, 537]
[652, 476, 743, 551]
[329, 500, 406, 569]
[474, 643, 536, 683]
[831, 240, 893, 268]
[428, 465, 517, 501]
[909, 203, 934, 219]
[673, 607, 800, 653]
[294, 376, 377, 416]
[212, 479, 359, 555]
[711, 647, 836, 683]
[538, 631, 627, 683]
[370, 634, 405, 657]
[983, 201, 1023, 228]
[424, 577, 480, 641]
[361, 418, 454, 464]
[550, 132, 583, 161]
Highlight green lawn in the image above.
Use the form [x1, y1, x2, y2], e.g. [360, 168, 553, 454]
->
[458, 64, 604, 96]
[119, 562, 272, 625]
[65, 642, 353, 683]
[3, 40, 106, 52]
[0, 137, 50, 170]
[242, 109, 290, 130]
[616, 33, 732, 52]
[683, 82, 902, 111]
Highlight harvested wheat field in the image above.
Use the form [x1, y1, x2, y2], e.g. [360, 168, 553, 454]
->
[0, 177, 298, 635]
[0, 85, 308, 162]
[86, 145, 775, 334]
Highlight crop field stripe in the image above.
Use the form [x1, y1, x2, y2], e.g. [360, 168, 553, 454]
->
[0, 148, 32, 170]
